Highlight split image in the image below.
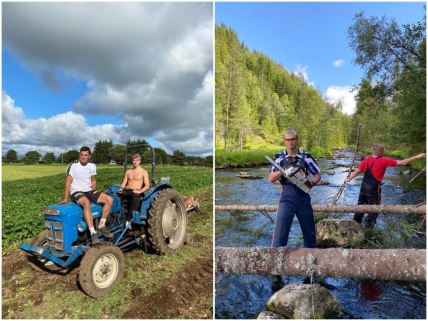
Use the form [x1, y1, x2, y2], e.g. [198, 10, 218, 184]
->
[1, 1, 427, 320]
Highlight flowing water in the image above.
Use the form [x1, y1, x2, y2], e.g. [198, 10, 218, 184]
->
[215, 151, 426, 319]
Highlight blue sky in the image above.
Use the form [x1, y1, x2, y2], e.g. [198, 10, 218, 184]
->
[216, 2, 425, 114]
[3, 3, 213, 156]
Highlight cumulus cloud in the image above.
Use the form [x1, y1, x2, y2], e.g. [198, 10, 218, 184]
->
[333, 59, 344, 68]
[325, 85, 357, 115]
[293, 64, 315, 87]
[2, 91, 120, 155]
[3, 2, 213, 155]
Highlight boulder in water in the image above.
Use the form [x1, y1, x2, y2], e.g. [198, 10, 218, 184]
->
[316, 219, 364, 247]
[257, 311, 283, 319]
[267, 283, 342, 319]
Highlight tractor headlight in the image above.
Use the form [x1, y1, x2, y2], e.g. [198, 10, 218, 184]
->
[77, 221, 87, 233]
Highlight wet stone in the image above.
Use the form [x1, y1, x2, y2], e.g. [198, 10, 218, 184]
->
[267, 283, 342, 319]
[316, 219, 364, 247]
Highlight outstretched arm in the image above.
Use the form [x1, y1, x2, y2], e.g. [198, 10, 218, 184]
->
[344, 168, 362, 183]
[396, 153, 426, 166]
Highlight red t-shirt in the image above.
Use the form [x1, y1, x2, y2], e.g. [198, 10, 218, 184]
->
[358, 156, 398, 182]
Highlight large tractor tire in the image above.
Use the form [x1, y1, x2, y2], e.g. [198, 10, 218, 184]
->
[147, 188, 187, 255]
[78, 245, 125, 298]
[27, 231, 62, 273]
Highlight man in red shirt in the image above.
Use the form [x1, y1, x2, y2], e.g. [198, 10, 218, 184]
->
[344, 144, 425, 227]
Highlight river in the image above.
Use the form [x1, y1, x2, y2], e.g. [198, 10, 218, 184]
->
[215, 150, 426, 319]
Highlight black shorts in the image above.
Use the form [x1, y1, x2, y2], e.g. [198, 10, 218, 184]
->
[71, 190, 101, 203]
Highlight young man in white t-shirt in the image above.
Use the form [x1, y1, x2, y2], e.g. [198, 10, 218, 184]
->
[60, 146, 113, 244]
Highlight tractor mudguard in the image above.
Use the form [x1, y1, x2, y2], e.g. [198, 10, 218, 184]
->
[139, 183, 173, 217]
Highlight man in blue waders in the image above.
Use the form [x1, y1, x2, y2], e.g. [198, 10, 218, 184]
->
[268, 129, 321, 285]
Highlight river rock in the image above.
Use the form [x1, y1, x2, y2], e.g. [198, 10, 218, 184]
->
[267, 283, 342, 319]
[316, 219, 364, 247]
[257, 311, 283, 319]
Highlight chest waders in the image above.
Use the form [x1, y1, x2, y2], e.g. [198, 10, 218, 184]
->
[354, 157, 381, 227]
[271, 152, 316, 249]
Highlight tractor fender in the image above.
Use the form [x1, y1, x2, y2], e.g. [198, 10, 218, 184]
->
[139, 184, 173, 218]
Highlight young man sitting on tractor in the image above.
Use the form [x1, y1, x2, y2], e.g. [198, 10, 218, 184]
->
[118, 153, 151, 223]
[60, 146, 114, 244]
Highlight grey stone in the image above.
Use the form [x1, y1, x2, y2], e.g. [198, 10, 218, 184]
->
[257, 311, 283, 319]
[267, 283, 342, 319]
[316, 219, 365, 247]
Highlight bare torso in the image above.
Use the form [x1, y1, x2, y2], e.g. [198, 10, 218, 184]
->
[125, 167, 147, 190]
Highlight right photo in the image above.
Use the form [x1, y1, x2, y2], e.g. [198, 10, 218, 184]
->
[215, 2, 426, 319]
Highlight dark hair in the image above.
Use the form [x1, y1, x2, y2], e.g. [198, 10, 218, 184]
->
[80, 146, 92, 155]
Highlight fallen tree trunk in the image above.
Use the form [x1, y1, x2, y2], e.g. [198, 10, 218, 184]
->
[216, 247, 426, 282]
[215, 204, 426, 215]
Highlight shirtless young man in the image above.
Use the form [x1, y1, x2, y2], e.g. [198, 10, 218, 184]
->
[118, 154, 150, 219]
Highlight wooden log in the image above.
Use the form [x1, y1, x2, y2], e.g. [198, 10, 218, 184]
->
[215, 247, 426, 282]
[215, 204, 426, 215]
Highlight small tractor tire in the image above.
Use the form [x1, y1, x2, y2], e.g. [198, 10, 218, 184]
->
[147, 188, 187, 255]
[27, 231, 62, 273]
[78, 245, 125, 298]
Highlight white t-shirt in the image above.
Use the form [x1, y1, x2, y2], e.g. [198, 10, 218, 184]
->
[66, 161, 97, 195]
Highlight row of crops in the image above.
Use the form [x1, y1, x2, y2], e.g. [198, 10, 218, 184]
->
[2, 166, 213, 249]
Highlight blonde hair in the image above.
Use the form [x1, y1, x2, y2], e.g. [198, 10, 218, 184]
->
[132, 153, 141, 160]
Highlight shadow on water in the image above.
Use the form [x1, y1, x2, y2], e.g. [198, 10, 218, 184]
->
[215, 151, 426, 319]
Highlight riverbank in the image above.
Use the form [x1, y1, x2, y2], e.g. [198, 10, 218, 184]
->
[216, 147, 425, 170]
[215, 147, 334, 168]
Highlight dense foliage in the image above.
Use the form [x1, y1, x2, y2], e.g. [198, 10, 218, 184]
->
[2, 166, 212, 248]
[215, 25, 352, 152]
[348, 12, 426, 154]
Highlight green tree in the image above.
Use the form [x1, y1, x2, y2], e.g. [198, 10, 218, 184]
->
[4, 149, 18, 163]
[43, 152, 56, 164]
[24, 151, 41, 164]
[110, 144, 126, 164]
[92, 140, 113, 164]
[172, 150, 186, 165]
[63, 150, 79, 163]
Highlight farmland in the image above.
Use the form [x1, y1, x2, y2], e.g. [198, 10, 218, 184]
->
[2, 164, 213, 318]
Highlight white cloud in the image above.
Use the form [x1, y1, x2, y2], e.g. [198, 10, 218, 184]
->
[325, 85, 357, 115]
[3, 3, 213, 155]
[2, 92, 120, 155]
[293, 64, 315, 87]
[333, 59, 344, 68]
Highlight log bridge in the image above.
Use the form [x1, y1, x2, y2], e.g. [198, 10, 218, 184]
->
[216, 204, 426, 281]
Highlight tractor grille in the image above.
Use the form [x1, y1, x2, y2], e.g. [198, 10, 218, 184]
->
[45, 220, 64, 250]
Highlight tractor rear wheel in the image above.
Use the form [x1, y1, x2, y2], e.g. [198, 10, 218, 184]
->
[78, 245, 125, 298]
[147, 188, 187, 255]
[27, 231, 62, 272]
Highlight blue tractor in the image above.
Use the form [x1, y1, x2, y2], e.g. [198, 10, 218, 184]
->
[19, 143, 187, 297]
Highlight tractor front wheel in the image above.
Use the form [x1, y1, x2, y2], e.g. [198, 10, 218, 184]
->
[78, 245, 124, 298]
[27, 231, 62, 273]
[147, 188, 187, 255]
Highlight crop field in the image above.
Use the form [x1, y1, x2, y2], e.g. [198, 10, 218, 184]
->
[2, 165, 213, 318]
[2, 165, 212, 249]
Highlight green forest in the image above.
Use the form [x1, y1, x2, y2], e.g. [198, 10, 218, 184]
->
[215, 11, 426, 162]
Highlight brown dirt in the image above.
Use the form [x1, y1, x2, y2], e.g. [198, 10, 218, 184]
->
[122, 254, 213, 319]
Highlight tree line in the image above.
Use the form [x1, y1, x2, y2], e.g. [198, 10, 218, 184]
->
[215, 24, 352, 152]
[3, 139, 213, 167]
[348, 12, 426, 154]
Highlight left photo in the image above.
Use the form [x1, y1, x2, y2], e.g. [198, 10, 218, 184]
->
[2, 2, 213, 319]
